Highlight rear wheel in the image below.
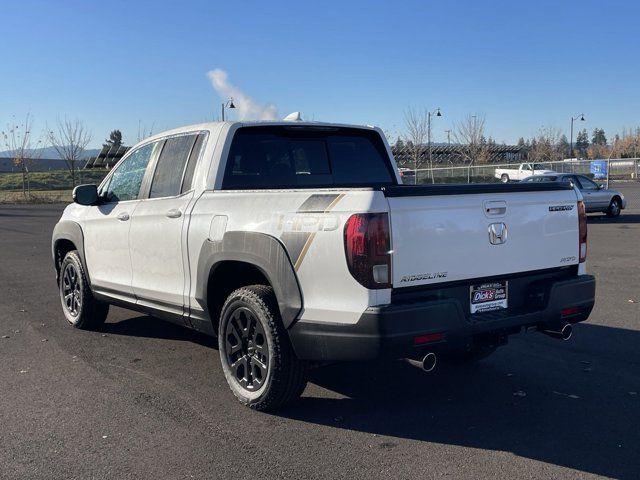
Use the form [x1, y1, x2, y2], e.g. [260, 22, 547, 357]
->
[606, 197, 621, 217]
[59, 250, 109, 329]
[500, 174, 509, 183]
[218, 285, 307, 411]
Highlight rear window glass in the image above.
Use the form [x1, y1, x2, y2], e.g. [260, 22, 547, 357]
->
[222, 127, 394, 189]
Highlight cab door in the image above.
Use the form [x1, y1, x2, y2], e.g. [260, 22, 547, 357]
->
[128, 133, 206, 318]
[83, 141, 159, 300]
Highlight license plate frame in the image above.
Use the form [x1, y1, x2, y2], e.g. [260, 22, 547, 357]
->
[470, 281, 508, 314]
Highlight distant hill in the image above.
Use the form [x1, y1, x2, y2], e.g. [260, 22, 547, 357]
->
[0, 146, 100, 160]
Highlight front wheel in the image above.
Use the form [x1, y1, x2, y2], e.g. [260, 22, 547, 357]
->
[500, 174, 509, 183]
[218, 285, 307, 411]
[606, 197, 621, 218]
[59, 250, 109, 329]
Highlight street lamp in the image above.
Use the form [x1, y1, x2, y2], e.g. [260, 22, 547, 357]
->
[221, 98, 235, 121]
[427, 108, 442, 184]
[569, 113, 585, 159]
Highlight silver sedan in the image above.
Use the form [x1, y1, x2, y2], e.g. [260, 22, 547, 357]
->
[521, 173, 626, 217]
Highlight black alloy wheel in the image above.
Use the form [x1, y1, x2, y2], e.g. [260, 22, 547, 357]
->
[62, 262, 82, 317]
[224, 306, 270, 391]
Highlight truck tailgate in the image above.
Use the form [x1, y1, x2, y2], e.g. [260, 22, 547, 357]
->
[383, 183, 580, 288]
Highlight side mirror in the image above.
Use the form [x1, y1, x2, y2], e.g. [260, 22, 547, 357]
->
[72, 184, 99, 206]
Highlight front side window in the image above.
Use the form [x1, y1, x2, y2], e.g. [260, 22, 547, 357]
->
[578, 175, 599, 190]
[149, 134, 198, 198]
[104, 142, 156, 202]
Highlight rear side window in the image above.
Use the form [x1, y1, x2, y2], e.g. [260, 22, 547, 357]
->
[222, 127, 394, 189]
[149, 134, 198, 198]
[181, 133, 206, 193]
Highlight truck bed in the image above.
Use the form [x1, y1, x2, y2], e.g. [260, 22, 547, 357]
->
[382, 182, 573, 197]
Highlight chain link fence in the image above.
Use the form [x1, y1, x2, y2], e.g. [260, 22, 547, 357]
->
[393, 145, 640, 211]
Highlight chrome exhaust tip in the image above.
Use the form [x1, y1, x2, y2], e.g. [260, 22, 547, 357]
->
[541, 323, 573, 341]
[421, 352, 437, 372]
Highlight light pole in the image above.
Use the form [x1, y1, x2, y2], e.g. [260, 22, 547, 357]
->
[444, 129, 451, 146]
[221, 98, 236, 121]
[569, 113, 585, 159]
[427, 108, 442, 184]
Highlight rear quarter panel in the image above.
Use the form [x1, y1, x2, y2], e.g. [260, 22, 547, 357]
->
[187, 189, 391, 326]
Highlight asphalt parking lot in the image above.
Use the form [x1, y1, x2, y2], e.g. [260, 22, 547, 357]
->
[1, 204, 639, 480]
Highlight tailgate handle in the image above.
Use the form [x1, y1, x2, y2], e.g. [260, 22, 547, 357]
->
[484, 201, 507, 217]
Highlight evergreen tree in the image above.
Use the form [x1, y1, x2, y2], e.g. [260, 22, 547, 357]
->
[517, 137, 525, 147]
[575, 129, 589, 157]
[104, 130, 123, 149]
[591, 128, 607, 145]
[558, 134, 570, 158]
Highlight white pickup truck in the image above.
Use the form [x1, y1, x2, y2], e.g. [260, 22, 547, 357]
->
[495, 163, 555, 182]
[52, 121, 595, 411]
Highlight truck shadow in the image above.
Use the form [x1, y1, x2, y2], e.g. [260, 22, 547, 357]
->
[100, 315, 217, 349]
[98, 314, 639, 478]
[283, 322, 640, 480]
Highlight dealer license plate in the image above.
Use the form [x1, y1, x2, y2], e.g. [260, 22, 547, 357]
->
[470, 281, 508, 314]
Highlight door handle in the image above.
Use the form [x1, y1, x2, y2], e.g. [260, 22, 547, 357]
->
[166, 209, 182, 219]
[117, 212, 130, 221]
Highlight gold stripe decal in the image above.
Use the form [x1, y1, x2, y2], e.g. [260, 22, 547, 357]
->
[294, 193, 345, 271]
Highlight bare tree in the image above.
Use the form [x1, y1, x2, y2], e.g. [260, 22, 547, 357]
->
[1, 114, 42, 197]
[48, 119, 92, 188]
[452, 114, 487, 182]
[403, 108, 429, 184]
[137, 120, 156, 142]
[529, 126, 563, 165]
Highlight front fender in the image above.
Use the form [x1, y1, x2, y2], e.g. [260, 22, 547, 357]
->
[52, 220, 89, 284]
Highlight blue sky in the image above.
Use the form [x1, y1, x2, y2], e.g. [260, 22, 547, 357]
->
[2, 0, 639, 147]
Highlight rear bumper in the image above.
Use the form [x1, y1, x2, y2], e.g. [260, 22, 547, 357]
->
[288, 274, 595, 362]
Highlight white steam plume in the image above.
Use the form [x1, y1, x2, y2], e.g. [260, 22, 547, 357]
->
[207, 69, 278, 121]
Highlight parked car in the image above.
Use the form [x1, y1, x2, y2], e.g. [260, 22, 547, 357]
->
[398, 167, 416, 183]
[495, 163, 555, 182]
[522, 173, 626, 217]
[52, 121, 595, 411]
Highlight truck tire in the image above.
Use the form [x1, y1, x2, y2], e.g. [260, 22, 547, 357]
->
[218, 285, 307, 411]
[606, 197, 621, 218]
[442, 344, 498, 365]
[500, 174, 509, 183]
[59, 250, 109, 329]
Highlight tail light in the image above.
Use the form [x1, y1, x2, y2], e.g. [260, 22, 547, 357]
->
[344, 213, 391, 289]
[578, 200, 587, 263]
